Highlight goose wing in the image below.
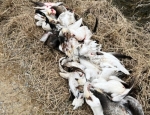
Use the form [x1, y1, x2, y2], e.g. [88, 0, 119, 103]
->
[123, 96, 144, 115]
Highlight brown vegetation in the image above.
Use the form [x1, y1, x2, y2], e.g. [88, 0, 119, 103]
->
[0, 0, 149, 115]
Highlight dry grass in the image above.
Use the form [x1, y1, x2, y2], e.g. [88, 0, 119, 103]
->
[0, 0, 149, 115]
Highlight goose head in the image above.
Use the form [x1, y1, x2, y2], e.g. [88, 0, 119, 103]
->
[74, 72, 86, 85]
[84, 82, 92, 100]
[47, 8, 56, 15]
[72, 93, 84, 110]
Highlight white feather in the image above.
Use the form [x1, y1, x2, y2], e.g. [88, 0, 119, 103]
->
[34, 14, 45, 21]
[72, 93, 84, 110]
[40, 32, 52, 42]
[92, 79, 126, 95]
[84, 82, 104, 115]
[90, 51, 130, 75]
[41, 21, 52, 31]
[58, 11, 76, 27]
[70, 26, 92, 41]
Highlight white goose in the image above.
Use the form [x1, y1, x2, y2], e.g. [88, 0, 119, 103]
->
[41, 21, 52, 31]
[34, 14, 45, 21]
[34, 13, 52, 31]
[70, 26, 92, 41]
[84, 82, 104, 115]
[91, 78, 132, 102]
[78, 40, 102, 56]
[72, 93, 84, 110]
[79, 58, 125, 83]
[91, 88, 144, 115]
[79, 58, 102, 81]
[61, 37, 80, 61]
[59, 57, 72, 73]
[57, 11, 76, 27]
[64, 61, 85, 71]
[40, 32, 52, 42]
[90, 51, 130, 75]
[59, 72, 85, 109]
[59, 18, 82, 38]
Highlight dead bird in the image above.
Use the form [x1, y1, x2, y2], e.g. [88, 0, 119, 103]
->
[44, 31, 65, 49]
[91, 88, 144, 115]
[57, 11, 76, 27]
[84, 82, 104, 115]
[59, 72, 86, 109]
[91, 78, 132, 102]
[35, 9, 57, 30]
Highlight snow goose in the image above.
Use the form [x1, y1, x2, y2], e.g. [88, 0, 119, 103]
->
[90, 51, 130, 75]
[84, 82, 104, 115]
[57, 11, 76, 27]
[91, 89, 144, 115]
[59, 72, 85, 109]
[70, 26, 92, 41]
[78, 40, 102, 56]
[59, 18, 82, 38]
[91, 78, 132, 102]
[72, 93, 84, 110]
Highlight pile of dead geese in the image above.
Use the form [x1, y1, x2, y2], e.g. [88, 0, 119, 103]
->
[31, 1, 144, 115]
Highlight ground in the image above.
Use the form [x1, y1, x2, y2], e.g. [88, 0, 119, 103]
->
[0, 0, 149, 115]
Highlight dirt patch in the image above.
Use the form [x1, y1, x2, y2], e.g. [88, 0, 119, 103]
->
[0, 0, 149, 115]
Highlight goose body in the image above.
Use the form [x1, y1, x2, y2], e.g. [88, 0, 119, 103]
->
[70, 26, 92, 41]
[72, 93, 84, 110]
[62, 37, 80, 60]
[79, 58, 100, 71]
[79, 58, 101, 80]
[91, 51, 130, 75]
[34, 14, 45, 21]
[40, 32, 52, 42]
[59, 18, 82, 38]
[59, 57, 72, 73]
[84, 82, 104, 115]
[98, 67, 126, 83]
[41, 21, 52, 31]
[78, 40, 101, 56]
[36, 20, 43, 26]
[35, 9, 57, 30]
[92, 79, 126, 95]
[59, 72, 79, 97]
[64, 61, 85, 71]
[59, 72, 86, 99]
[91, 89, 144, 115]
[57, 11, 76, 27]
[92, 79, 132, 102]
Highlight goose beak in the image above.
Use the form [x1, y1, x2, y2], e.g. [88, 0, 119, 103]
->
[84, 82, 92, 99]
[48, 8, 56, 15]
